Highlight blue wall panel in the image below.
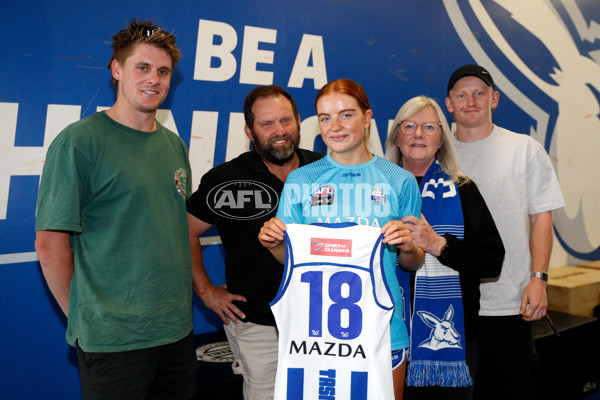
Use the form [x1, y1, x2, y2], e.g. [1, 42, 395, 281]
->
[2, 0, 600, 397]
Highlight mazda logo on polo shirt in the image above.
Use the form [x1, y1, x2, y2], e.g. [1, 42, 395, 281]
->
[207, 180, 279, 220]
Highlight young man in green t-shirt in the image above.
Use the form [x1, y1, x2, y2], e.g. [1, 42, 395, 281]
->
[35, 19, 196, 400]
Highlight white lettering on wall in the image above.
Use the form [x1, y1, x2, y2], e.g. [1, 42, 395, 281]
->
[1, 100, 391, 222]
[194, 19, 238, 82]
[240, 26, 277, 85]
[0, 103, 80, 220]
[193, 18, 327, 87]
[299, 115, 322, 152]
[288, 34, 328, 89]
[224, 113, 248, 163]
[189, 111, 219, 191]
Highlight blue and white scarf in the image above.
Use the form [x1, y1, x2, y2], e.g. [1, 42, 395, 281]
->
[399, 159, 472, 387]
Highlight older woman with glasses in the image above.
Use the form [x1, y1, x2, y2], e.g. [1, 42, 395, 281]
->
[385, 95, 504, 399]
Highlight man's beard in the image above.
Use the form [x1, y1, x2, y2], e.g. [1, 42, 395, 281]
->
[252, 129, 300, 166]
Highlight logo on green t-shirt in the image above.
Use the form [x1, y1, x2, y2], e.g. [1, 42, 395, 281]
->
[175, 168, 188, 197]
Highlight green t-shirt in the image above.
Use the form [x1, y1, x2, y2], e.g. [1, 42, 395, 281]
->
[36, 111, 193, 352]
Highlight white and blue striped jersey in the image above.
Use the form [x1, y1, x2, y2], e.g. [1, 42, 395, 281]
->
[270, 223, 395, 400]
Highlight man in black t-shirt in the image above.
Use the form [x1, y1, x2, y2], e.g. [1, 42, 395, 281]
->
[187, 85, 322, 400]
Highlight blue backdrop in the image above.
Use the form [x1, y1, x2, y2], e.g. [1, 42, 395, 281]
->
[2, 0, 599, 398]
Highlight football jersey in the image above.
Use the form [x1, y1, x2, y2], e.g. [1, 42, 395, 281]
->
[276, 154, 421, 351]
[270, 223, 395, 400]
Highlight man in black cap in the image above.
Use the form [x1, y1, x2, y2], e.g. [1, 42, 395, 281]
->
[445, 64, 565, 399]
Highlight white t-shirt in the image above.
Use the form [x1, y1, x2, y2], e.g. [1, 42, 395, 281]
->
[452, 125, 565, 316]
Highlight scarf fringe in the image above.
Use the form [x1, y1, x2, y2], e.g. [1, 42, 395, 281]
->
[406, 360, 473, 387]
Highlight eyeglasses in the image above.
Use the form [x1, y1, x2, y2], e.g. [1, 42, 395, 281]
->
[399, 120, 441, 136]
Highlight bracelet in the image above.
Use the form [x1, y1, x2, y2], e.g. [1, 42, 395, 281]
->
[531, 271, 548, 282]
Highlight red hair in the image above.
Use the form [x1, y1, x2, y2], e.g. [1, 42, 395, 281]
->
[315, 79, 371, 113]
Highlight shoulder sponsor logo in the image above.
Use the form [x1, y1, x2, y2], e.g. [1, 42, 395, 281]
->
[311, 185, 334, 207]
[207, 180, 279, 220]
[370, 187, 387, 205]
[310, 237, 352, 257]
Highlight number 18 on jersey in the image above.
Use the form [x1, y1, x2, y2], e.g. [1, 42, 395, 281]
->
[270, 223, 395, 400]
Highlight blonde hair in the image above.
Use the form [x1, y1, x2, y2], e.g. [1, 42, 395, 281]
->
[385, 95, 468, 185]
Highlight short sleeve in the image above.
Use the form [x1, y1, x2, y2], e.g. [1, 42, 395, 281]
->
[276, 170, 305, 225]
[400, 174, 422, 219]
[526, 140, 565, 214]
[35, 142, 90, 233]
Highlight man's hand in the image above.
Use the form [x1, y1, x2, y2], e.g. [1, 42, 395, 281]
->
[520, 278, 548, 321]
[198, 284, 247, 324]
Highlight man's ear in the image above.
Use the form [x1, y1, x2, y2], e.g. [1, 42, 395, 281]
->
[244, 125, 253, 141]
[111, 59, 122, 82]
[445, 97, 454, 114]
[491, 90, 500, 111]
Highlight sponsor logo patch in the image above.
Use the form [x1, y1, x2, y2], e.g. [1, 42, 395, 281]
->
[370, 187, 387, 205]
[310, 237, 352, 257]
[175, 168, 188, 197]
[311, 185, 334, 207]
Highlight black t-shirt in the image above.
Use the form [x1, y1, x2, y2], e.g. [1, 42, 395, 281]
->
[187, 149, 323, 325]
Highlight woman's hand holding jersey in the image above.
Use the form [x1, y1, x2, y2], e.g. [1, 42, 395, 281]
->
[258, 217, 287, 264]
[381, 219, 425, 271]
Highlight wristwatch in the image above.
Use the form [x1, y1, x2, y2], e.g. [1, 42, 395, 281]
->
[439, 241, 450, 258]
[531, 271, 549, 282]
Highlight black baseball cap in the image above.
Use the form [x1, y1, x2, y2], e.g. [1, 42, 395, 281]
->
[447, 64, 495, 95]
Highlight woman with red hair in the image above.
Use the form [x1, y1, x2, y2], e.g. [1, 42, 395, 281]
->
[260, 79, 424, 399]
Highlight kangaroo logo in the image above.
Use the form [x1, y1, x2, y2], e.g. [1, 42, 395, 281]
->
[417, 305, 462, 351]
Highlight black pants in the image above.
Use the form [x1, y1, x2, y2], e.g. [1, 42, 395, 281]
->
[76, 332, 197, 400]
[474, 316, 538, 400]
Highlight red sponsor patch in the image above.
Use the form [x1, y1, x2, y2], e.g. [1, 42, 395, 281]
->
[310, 237, 352, 257]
